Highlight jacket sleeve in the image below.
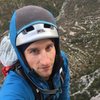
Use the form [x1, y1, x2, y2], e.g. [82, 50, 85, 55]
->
[58, 51, 70, 100]
[0, 71, 35, 100]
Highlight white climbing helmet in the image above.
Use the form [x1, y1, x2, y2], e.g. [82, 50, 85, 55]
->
[16, 23, 58, 46]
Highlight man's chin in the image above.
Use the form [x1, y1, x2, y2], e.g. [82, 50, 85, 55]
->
[40, 72, 52, 80]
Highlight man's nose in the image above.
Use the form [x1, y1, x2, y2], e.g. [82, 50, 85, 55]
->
[39, 51, 51, 65]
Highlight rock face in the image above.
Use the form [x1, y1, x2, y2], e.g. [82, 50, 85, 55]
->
[90, 93, 100, 100]
[91, 94, 100, 100]
[0, 0, 100, 100]
[57, 0, 100, 99]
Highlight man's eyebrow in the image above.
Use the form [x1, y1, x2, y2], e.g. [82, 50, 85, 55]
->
[27, 47, 38, 51]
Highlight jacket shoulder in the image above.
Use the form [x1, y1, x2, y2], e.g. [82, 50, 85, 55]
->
[61, 50, 68, 66]
[61, 51, 70, 79]
[0, 71, 35, 100]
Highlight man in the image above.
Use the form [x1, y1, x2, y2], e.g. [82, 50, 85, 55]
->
[0, 5, 70, 100]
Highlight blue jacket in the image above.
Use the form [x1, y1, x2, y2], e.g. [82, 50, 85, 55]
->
[0, 51, 70, 100]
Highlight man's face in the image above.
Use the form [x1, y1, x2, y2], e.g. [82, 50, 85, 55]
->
[24, 39, 56, 80]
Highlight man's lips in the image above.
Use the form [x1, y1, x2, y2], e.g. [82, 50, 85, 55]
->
[40, 66, 51, 70]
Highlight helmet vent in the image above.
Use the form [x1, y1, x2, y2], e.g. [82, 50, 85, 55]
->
[26, 26, 34, 32]
[44, 24, 54, 30]
[44, 24, 51, 28]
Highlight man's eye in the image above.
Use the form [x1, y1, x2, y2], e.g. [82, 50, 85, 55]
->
[30, 49, 39, 54]
[46, 44, 54, 51]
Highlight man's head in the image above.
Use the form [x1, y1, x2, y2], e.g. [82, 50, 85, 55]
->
[23, 39, 56, 80]
[9, 5, 61, 77]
